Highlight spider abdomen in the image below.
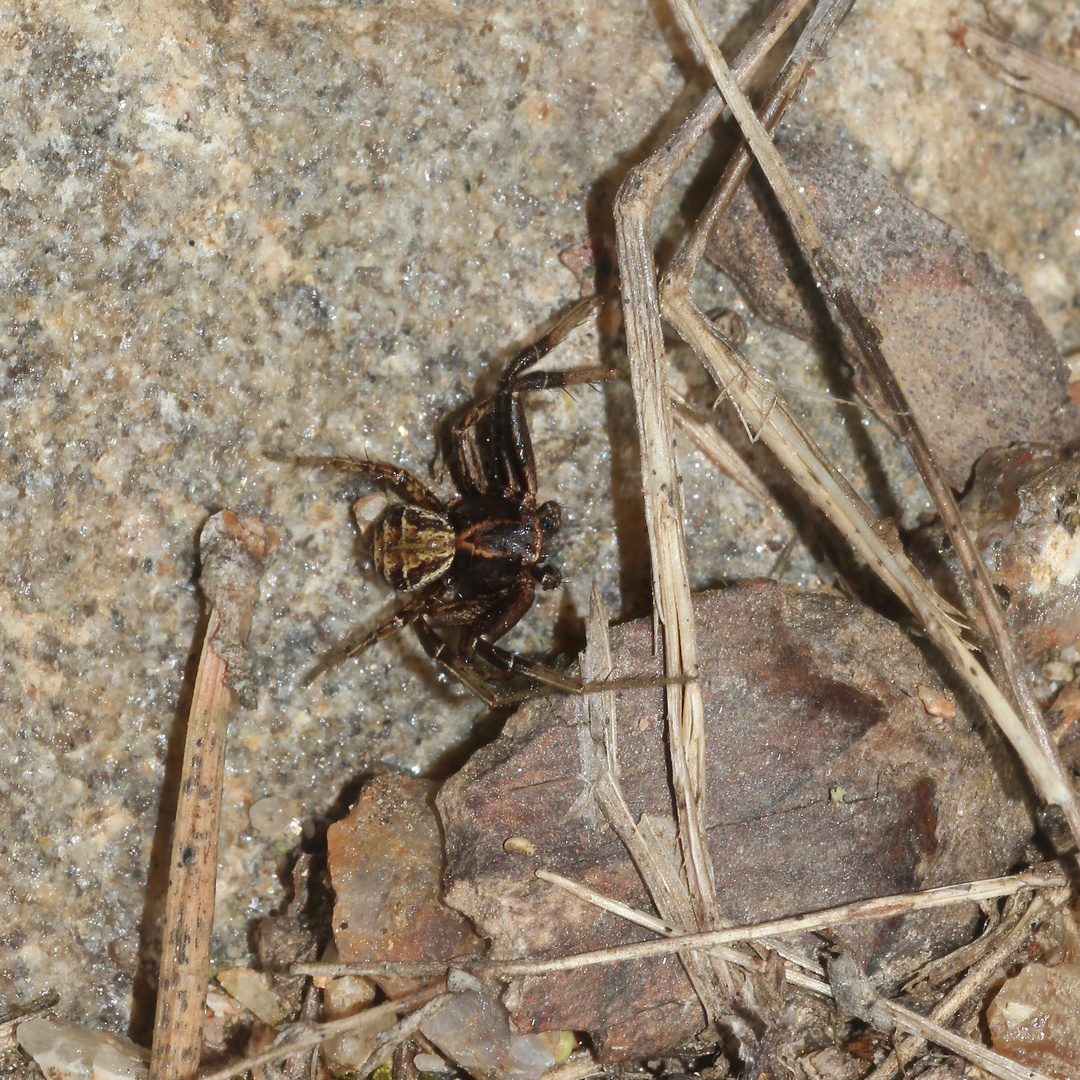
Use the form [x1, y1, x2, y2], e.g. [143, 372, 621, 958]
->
[451, 495, 547, 590]
[373, 504, 456, 591]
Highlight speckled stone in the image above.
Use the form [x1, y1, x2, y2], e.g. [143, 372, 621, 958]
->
[0, 0, 1073, 1050]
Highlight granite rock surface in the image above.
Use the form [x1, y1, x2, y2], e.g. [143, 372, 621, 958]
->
[0, 0, 1075, 1053]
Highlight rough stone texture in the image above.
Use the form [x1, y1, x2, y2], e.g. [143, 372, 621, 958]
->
[438, 583, 1037, 1061]
[327, 776, 480, 998]
[0, 0, 1074, 1047]
[705, 138, 1080, 490]
[419, 989, 566, 1080]
[987, 961, 1080, 1078]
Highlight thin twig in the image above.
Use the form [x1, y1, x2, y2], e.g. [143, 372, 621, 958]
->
[875, 997, 1054, 1080]
[669, 387, 773, 504]
[828, 952, 1056, 1080]
[476, 869, 1065, 977]
[535, 868, 825, 977]
[351, 995, 453, 1080]
[292, 961, 453, 980]
[196, 985, 445, 1080]
[537, 1059, 603, 1080]
[150, 512, 277, 1080]
[866, 894, 1051, 1080]
[0, 994, 60, 1051]
[958, 23, 1080, 120]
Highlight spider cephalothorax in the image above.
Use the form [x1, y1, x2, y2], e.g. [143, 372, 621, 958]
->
[284, 296, 612, 704]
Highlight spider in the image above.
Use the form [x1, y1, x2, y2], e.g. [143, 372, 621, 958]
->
[278, 296, 616, 705]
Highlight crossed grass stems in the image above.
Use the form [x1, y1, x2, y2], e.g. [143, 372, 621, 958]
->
[595, 0, 1078, 1070]
[251, 2, 1079, 1078]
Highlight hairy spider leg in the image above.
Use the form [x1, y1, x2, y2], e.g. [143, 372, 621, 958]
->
[309, 589, 521, 688]
[472, 639, 585, 696]
[450, 408, 488, 496]
[371, 588, 693, 706]
[267, 453, 445, 512]
[408, 581, 580, 704]
[410, 617, 516, 707]
[410, 596, 582, 707]
[491, 296, 601, 498]
[459, 581, 602, 698]
[453, 362, 619, 500]
[459, 578, 536, 654]
[300, 586, 444, 685]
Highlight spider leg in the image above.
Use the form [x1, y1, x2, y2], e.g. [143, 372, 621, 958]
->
[455, 366, 621, 503]
[411, 616, 518, 707]
[422, 596, 501, 628]
[301, 589, 441, 684]
[412, 586, 692, 705]
[465, 577, 536, 650]
[267, 452, 444, 512]
[450, 406, 488, 496]
[497, 296, 602, 387]
[458, 579, 587, 696]
[470, 639, 583, 696]
[413, 593, 584, 706]
[484, 297, 600, 499]
[450, 299, 598, 495]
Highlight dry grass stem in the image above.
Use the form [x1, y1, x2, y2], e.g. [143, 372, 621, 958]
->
[664, 0, 1080, 846]
[196, 985, 445, 1080]
[867, 894, 1051, 1080]
[479, 869, 1063, 977]
[535, 868, 826, 978]
[959, 23, 1080, 120]
[863, 995, 1056, 1080]
[662, 290, 1068, 803]
[150, 608, 231, 1080]
[292, 961, 453, 980]
[536, 1059, 603, 1080]
[349, 994, 453, 1080]
[150, 512, 277, 1080]
[613, 0, 814, 1010]
[534, 866, 1059, 1080]
[669, 388, 773, 503]
[580, 587, 733, 1023]
[0, 994, 60, 1052]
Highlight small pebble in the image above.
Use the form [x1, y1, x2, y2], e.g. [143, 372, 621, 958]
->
[322, 975, 376, 1020]
[17, 1018, 148, 1080]
[413, 1054, 453, 1075]
[503, 836, 536, 856]
[986, 961, 1080, 1076]
[916, 684, 957, 718]
[248, 795, 303, 839]
[353, 493, 389, 526]
[217, 967, 290, 1026]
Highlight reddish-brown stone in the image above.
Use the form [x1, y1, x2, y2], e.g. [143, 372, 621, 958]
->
[706, 140, 1079, 490]
[327, 775, 481, 997]
[438, 582, 1035, 1060]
